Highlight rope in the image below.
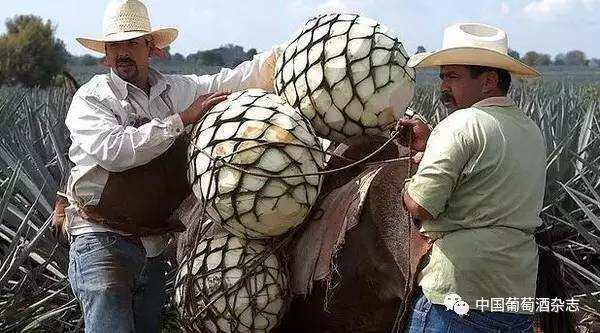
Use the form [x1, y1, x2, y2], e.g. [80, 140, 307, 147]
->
[274, 13, 415, 140]
[392, 117, 415, 333]
[180, 110, 416, 331]
[188, 131, 408, 179]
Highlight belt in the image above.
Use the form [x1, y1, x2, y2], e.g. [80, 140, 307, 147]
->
[68, 232, 144, 249]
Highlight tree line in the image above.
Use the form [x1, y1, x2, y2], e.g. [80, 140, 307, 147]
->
[0, 15, 68, 88]
[0, 15, 258, 88]
[0, 14, 598, 88]
[415, 45, 599, 67]
[70, 44, 258, 70]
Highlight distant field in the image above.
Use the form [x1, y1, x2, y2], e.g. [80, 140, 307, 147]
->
[0, 66, 599, 331]
[66, 63, 600, 88]
[416, 65, 600, 86]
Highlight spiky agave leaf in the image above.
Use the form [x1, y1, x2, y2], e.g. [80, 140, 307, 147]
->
[0, 87, 79, 332]
[275, 13, 415, 142]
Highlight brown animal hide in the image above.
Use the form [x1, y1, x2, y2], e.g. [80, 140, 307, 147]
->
[50, 71, 77, 243]
[279, 136, 431, 333]
[79, 136, 190, 236]
[51, 193, 70, 244]
[365, 161, 433, 328]
[172, 193, 219, 263]
[289, 165, 381, 295]
[61, 70, 80, 97]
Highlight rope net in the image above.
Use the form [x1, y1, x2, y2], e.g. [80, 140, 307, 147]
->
[175, 221, 289, 332]
[187, 89, 325, 239]
[180, 21, 419, 325]
[274, 13, 415, 143]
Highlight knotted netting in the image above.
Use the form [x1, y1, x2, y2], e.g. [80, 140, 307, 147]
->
[187, 89, 325, 239]
[274, 13, 415, 142]
[175, 221, 288, 332]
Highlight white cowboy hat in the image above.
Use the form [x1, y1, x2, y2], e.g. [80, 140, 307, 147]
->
[408, 23, 540, 78]
[76, 0, 178, 54]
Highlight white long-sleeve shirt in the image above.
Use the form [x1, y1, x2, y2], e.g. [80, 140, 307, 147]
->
[65, 49, 278, 257]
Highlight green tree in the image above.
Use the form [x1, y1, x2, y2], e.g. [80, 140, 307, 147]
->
[508, 48, 520, 60]
[522, 51, 552, 66]
[522, 51, 541, 66]
[564, 50, 587, 66]
[416, 45, 426, 54]
[0, 15, 67, 87]
[554, 53, 566, 65]
[80, 54, 99, 66]
[201, 51, 225, 66]
[171, 53, 185, 63]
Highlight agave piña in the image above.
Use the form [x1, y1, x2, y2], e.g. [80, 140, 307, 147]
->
[187, 89, 324, 238]
[275, 13, 415, 142]
[175, 227, 288, 332]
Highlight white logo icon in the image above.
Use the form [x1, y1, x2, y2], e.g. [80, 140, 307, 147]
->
[453, 300, 470, 316]
[444, 293, 462, 310]
[444, 293, 470, 316]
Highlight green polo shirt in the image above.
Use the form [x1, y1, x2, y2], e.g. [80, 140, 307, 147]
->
[406, 96, 545, 314]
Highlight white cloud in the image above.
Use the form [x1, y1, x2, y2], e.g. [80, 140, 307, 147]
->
[524, 0, 571, 15]
[500, 2, 511, 14]
[582, 0, 600, 8]
[523, 0, 600, 18]
[317, 0, 350, 13]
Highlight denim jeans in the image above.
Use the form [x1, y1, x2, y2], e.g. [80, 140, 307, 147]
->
[405, 289, 534, 333]
[68, 232, 168, 333]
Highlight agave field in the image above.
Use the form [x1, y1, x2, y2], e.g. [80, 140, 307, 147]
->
[0, 78, 598, 332]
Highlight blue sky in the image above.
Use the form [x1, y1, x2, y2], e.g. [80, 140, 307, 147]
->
[1, 0, 599, 58]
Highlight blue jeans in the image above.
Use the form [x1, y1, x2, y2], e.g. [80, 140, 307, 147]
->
[68, 232, 168, 333]
[405, 290, 534, 333]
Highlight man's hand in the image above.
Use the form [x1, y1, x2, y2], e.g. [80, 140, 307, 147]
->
[179, 92, 230, 126]
[395, 117, 431, 152]
[411, 151, 424, 165]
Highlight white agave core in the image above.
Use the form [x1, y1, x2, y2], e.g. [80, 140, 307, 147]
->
[275, 13, 416, 142]
[187, 89, 325, 238]
[175, 231, 287, 332]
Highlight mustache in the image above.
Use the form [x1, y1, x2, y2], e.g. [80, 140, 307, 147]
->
[439, 91, 455, 105]
[116, 57, 136, 66]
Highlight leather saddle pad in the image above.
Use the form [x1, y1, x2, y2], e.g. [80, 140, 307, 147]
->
[79, 136, 190, 236]
[290, 135, 431, 297]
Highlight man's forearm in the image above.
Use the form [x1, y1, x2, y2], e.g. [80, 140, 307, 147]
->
[179, 109, 194, 127]
[403, 189, 434, 221]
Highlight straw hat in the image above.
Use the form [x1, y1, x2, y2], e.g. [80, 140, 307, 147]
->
[76, 0, 178, 54]
[408, 23, 540, 78]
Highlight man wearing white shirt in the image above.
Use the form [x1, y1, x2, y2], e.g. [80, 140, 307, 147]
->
[65, 1, 279, 331]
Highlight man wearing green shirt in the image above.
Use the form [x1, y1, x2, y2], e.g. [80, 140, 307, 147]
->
[398, 23, 545, 332]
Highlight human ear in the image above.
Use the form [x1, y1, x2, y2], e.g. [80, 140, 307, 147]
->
[482, 71, 499, 94]
[149, 45, 166, 59]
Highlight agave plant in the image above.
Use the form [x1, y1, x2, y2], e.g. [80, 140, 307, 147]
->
[1, 76, 599, 332]
[0, 87, 81, 332]
[275, 13, 415, 142]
